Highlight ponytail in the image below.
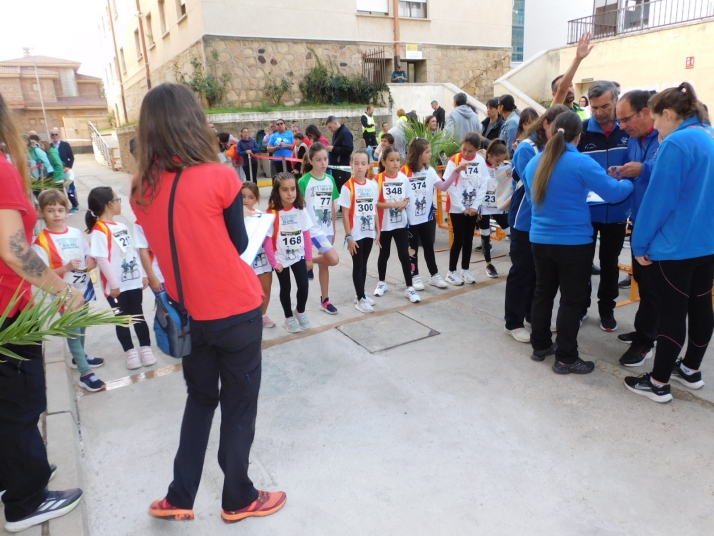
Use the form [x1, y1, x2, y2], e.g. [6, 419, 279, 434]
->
[648, 82, 709, 124]
[532, 113, 582, 208]
[85, 186, 114, 232]
[302, 142, 326, 176]
[486, 138, 509, 160]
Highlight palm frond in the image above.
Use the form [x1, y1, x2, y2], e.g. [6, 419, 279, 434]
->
[402, 120, 461, 168]
[31, 178, 66, 191]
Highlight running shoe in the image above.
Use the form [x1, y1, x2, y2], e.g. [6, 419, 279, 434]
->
[140, 346, 157, 367]
[221, 490, 287, 524]
[624, 373, 672, 403]
[69, 207, 80, 214]
[619, 343, 653, 367]
[531, 343, 557, 362]
[404, 287, 421, 303]
[591, 264, 601, 275]
[618, 274, 632, 289]
[552, 357, 595, 375]
[461, 269, 477, 284]
[262, 314, 276, 328]
[485, 264, 499, 278]
[148, 498, 195, 521]
[283, 317, 302, 333]
[504, 327, 530, 343]
[70, 356, 104, 369]
[355, 298, 375, 314]
[474, 244, 493, 253]
[412, 275, 425, 291]
[671, 360, 705, 389]
[4, 489, 83, 533]
[374, 281, 388, 296]
[125, 349, 141, 370]
[600, 314, 618, 332]
[445, 271, 464, 286]
[320, 297, 338, 315]
[354, 296, 376, 306]
[294, 309, 311, 330]
[429, 273, 448, 289]
[78, 373, 106, 392]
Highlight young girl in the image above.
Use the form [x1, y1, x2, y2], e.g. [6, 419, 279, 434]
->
[292, 133, 308, 177]
[86, 186, 155, 370]
[298, 143, 340, 314]
[339, 149, 380, 313]
[242, 181, 277, 328]
[479, 138, 513, 278]
[33, 190, 106, 392]
[268, 172, 314, 333]
[401, 138, 459, 291]
[442, 132, 490, 286]
[374, 146, 420, 303]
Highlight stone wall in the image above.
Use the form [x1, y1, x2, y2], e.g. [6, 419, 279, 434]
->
[116, 124, 138, 175]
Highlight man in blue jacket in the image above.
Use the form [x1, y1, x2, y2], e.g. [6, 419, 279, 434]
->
[577, 80, 630, 332]
[608, 90, 660, 366]
[50, 128, 79, 213]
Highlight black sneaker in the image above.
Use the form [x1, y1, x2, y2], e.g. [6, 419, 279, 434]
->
[485, 264, 499, 278]
[618, 331, 637, 345]
[474, 244, 493, 253]
[3, 488, 83, 533]
[78, 373, 106, 392]
[624, 373, 673, 403]
[600, 314, 618, 332]
[531, 343, 556, 362]
[671, 360, 705, 390]
[70, 355, 105, 369]
[591, 264, 601, 276]
[618, 275, 632, 288]
[619, 343, 653, 367]
[552, 357, 595, 375]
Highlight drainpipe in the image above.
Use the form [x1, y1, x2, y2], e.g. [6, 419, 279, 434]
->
[393, 0, 401, 66]
[135, 0, 152, 90]
[107, 0, 129, 124]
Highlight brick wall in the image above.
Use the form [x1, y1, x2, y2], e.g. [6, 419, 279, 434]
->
[0, 79, 23, 104]
[78, 83, 101, 99]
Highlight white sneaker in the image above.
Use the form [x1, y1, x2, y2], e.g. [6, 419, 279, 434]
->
[429, 273, 448, 289]
[504, 327, 530, 343]
[460, 269, 476, 284]
[412, 275, 425, 291]
[374, 281, 388, 296]
[405, 287, 421, 303]
[283, 316, 302, 333]
[139, 346, 157, 367]
[354, 295, 376, 306]
[125, 349, 141, 370]
[445, 271, 464, 286]
[294, 309, 311, 330]
[355, 298, 375, 313]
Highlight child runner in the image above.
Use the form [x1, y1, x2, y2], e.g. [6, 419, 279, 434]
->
[298, 142, 340, 314]
[442, 132, 489, 286]
[479, 138, 512, 278]
[242, 181, 277, 328]
[339, 149, 380, 313]
[268, 172, 314, 333]
[401, 138, 459, 291]
[33, 190, 106, 392]
[374, 146, 420, 303]
[86, 186, 156, 370]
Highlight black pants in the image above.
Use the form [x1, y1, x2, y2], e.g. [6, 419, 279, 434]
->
[478, 214, 509, 264]
[107, 288, 151, 351]
[588, 222, 627, 316]
[650, 255, 714, 383]
[275, 259, 309, 318]
[271, 159, 292, 177]
[632, 249, 659, 348]
[377, 228, 412, 286]
[531, 243, 592, 364]
[66, 180, 79, 208]
[408, 220, 438, 277]
[166, 308, 262, 512]
[242, 160, 259, 183]
[504, 228, 536, 330]
[363, 131, 378, 149]
[331, 169, 350, 192]
[449, 213, 478, 271]
[0, 316, 51, 522]
[351, 238, 374, 300]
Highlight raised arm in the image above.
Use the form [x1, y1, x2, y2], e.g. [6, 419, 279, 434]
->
[553, 33, 594, 105]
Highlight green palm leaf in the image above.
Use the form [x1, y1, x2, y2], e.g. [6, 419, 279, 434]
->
[402, 119, 461, 168]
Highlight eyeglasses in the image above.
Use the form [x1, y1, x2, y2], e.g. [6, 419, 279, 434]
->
[276, 122, 285, 126]
[618, 111, 639, 125]
[50, 133, 59, 137]
[112, 197, 122, 204]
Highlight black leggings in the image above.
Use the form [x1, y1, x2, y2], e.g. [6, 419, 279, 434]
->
[107, 288, 151, 351]
[351, 238, 374, 300]
[275, 259, 309, 318]
[377, 227, 412, 286]
[478, 214, 509, 263]
[449, 213, 478, 271]
[650, 255, 714, 383]
[408, 220, 438, 277]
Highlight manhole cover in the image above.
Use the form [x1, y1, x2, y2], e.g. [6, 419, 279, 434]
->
[337, 312, 439, 353]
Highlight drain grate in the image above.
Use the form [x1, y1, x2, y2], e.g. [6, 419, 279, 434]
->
[337, 312, 439, 353]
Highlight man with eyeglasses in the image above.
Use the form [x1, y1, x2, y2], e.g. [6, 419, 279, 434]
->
[577, 80, 630, 333]
[50, 128, 79, 213]
[266, 119, 293, 176]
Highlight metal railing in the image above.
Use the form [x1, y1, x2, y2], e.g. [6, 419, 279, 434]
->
[567, 0, 714, 43]
[362, 47, 388, 84]
[88, 121, 112, 167]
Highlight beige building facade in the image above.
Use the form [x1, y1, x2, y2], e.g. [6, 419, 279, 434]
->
[102, 0, 513, 124]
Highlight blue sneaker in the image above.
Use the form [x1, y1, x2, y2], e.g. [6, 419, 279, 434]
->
[69, 207, 80, 214]
[71, 356, 105, 369]
[320, 297, 338, 315]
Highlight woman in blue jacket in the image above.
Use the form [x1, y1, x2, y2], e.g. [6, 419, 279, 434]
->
[523, 112, 633, 374]
[625, 83, 714, 403]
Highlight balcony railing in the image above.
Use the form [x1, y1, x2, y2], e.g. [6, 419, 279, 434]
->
[567, 0, 714, 44]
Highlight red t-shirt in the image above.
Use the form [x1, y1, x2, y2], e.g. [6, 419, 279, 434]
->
[0, 153, 37, 317]
[131, 163, 262, 321]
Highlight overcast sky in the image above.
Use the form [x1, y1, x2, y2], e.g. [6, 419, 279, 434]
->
[0, 0, 105, 78]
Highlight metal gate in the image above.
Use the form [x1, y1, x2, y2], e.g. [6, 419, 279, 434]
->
[362, 47, 388, 84]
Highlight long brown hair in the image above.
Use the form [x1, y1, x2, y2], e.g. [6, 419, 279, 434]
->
[132, 83, 219, 207]
[648, 82, 709, 124]
[532, 113, 582, 207]
[0, 93, 31, 196]
[378, 146, 399, 173]
[301, 142, 327, 176]
[520, 104, 570, 149]
[268, 172, 305, 211]
[514, 107, 539, 141]
[405, 138, 430, 172]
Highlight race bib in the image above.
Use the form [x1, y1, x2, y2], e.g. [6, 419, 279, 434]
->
[410, 172, 428, 216]
[278, 230, 304, 262]
[67, 269, 89, 291]
[383, 180, 406, 224]
[113, 229, 132, 255]
[120, 257, 141, 282]
[253, 251, 268, 269]
[313, 190, 333, 228]
[356, 196, 376, 232]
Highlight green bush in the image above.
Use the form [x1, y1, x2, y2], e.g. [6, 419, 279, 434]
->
[173, 51, 231, 108]
[264, 76, 292, 106]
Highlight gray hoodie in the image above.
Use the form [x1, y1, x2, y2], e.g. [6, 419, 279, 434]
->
[445, 105, 481, 142]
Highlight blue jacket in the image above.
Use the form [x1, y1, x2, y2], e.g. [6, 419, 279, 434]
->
[237, 137, 258, 162]
[578, 117, 630, 223]
[500, 113, 519, 156]
[627, 129, 660, 223]
[523, 144, 634, 245]
[632, 117, 714, 261]
[509, 137, 539, 232]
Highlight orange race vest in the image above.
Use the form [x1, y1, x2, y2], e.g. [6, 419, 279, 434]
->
[92, 221, 114, 295]
[445, 153, 464, 212]
[34, 230, 64, 269]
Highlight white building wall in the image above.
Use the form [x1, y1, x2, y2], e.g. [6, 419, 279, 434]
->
[523, 0, 592, 62]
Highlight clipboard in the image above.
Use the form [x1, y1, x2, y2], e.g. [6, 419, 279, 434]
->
[241, 213, 276, 266]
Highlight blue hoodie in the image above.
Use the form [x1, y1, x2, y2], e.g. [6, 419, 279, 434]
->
[627, 128, 659, 223]
[632, 117, 714, 261]
[509, 137, 539, 232]
[523, 144, 634, 246]
[578, 117, 631, 223]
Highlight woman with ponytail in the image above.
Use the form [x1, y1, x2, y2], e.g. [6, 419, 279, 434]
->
[522, 112, 633, 375]
[625, 82, 714, 403]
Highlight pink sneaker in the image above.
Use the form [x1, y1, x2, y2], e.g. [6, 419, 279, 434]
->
[140, 346, 157, 366]
[125, 349, 141, 370]
[262, 314, 276, 328]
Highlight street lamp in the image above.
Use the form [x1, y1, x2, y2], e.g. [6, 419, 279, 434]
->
[23, 47, 50, 141]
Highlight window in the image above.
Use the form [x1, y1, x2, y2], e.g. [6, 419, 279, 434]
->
[175, 0, 186, 19]
[399, 0, 426, 18]
[134, 29, 143, 60]
[32, 83, 40, 91]
[29, 118, 37, 126]
[59, 69, 78, 97]
[108, 62, 114, 83]
[158, 0, 167, 35]
[145, 13, 155, 47]
[119, 48, 126, 73]
[39, 118, 45, 125]
[356, 0, 388, 13]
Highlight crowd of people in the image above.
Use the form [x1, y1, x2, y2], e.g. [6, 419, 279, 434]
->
[1, 31, 713, 532]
